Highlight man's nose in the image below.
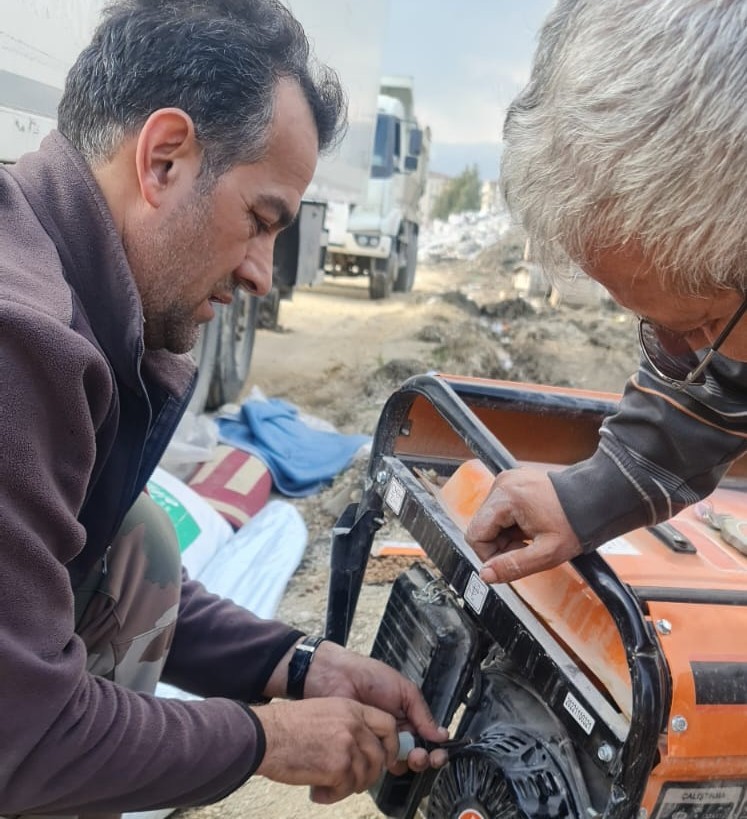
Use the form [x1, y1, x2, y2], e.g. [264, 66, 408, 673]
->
[235, 238, 274, 297]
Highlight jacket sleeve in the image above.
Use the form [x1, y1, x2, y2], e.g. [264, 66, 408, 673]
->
[162, 571, 304, 701]
[550, 355, 747, 550]
[0, 305, 276, 815]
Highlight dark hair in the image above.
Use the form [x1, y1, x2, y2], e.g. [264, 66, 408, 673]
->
[57, 0, 347, 176]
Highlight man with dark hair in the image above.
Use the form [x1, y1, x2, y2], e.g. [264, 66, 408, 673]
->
[0, 2, 447, 817]
[465, 0, 747, 581]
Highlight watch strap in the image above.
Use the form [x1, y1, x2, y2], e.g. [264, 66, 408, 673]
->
[286, 635, 326, 699]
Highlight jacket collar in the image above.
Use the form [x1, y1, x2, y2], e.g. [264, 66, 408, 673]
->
[9, 131, 194, 398]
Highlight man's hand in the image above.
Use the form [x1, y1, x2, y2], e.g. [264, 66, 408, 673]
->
[465, 467, 582, 582]
[254, 697, 401, 803]
[261, 640, 449, 802]
[302, 641, 448, 754]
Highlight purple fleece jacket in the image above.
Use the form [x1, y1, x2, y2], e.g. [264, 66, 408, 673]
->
[0, 132, 302, 814]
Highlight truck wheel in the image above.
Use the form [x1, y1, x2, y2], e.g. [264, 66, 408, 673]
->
[187, 316, 220, 414]
[257, 286, 281, 330]
[370, 249, 396, 300]
[207, 291, 259, 409]
[394, 232, 418, 293]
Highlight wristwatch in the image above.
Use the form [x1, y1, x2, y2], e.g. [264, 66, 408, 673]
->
[286, 635, 326, 699]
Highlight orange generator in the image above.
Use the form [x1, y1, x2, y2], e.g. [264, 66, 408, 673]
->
[324, 373, 747, 819]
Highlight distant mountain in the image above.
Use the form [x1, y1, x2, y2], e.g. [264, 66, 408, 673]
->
[428, 141, 503, 181]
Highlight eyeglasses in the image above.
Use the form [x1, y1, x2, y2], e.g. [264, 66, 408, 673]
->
[638, 296, 747, 389]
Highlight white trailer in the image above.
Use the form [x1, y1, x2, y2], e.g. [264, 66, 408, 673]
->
[324, 74, 430, 299]
[0, 1, 101, 162]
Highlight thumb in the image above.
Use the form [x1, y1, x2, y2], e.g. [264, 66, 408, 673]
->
[398, 683, 448, 744]
[479, 548, 527, 584]
[479, 532, 582, 583]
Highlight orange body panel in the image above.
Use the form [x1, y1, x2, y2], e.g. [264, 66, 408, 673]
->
[433, 460, 634, 716]
[432, 455, 747, 798]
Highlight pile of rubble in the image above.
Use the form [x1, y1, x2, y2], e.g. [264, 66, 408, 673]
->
[418, 209, 513, 264]
[421, 209, 614, 312]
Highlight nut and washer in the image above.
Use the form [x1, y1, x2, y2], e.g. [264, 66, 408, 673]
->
[376, 470, 388, 485]
[597, 743, 615, 763]
[670, 715, 688, 733]
[655, 618, 672, 635]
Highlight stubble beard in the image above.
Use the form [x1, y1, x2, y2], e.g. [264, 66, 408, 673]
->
[125, 190, 219, 354]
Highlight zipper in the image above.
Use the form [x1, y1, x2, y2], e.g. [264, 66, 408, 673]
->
[102, 544, 112, 576]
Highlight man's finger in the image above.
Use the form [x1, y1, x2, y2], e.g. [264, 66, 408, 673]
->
[465, 488, 515, 542]
[349, 729, 387, 793]
[311, 784, 342, 805]
[480, 547, 532, 584]
[395, 686, 448, 750]
[480, 537, 582, 583]
[361, 705, 399, 766]
[467, 525, 527, 561]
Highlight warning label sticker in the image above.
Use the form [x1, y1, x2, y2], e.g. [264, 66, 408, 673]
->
[464, 572, 488, 614]
[652, 783, 746, 819]
[384, 477, 406, 515]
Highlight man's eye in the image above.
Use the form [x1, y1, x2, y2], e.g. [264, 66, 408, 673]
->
[247, 212, 262, 230]
[250, 213, 273, 235]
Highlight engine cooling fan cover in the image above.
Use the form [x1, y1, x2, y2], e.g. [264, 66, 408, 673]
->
[426, 752, 518, 819]
[426, 725, 579, 819]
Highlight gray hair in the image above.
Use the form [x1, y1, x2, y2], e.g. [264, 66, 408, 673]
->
[501, 0, 747, 294]
[58, 0, 347, 179]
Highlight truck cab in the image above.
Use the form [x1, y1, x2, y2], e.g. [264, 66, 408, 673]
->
[325, 75, 430, 299]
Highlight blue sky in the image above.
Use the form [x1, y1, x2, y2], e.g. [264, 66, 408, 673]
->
[381, 0, 555, 180]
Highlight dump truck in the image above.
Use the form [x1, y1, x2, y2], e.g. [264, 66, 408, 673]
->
[324, 75, 430, 299]
[326, 373, 747, 818]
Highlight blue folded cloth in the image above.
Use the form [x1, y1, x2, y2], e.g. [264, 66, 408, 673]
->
[216, 397, 370, 497]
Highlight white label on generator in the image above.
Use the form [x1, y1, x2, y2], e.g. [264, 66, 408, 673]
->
[563, 692, 595, 735]
[653, 784, 743, 819]
[384, 478, 406, 515]
[464, 572, 488, 614]
[598, 537, 640, 555]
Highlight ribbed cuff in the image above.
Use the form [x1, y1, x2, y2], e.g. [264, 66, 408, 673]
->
[234, 701, 268, 778]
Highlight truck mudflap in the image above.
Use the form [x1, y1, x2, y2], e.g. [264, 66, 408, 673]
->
[325, 373, 747, 819]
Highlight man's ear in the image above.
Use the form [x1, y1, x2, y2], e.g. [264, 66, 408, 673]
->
[134, 108, 202, 208]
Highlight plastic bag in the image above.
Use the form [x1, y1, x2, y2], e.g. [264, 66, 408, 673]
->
[159, 410, 218, 481]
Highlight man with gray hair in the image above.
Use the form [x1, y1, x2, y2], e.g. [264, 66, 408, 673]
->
[0, 1, 447, 817]
[466, 0, 747, 580]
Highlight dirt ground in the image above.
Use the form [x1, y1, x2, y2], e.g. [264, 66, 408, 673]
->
[175, 233, 641, 819]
